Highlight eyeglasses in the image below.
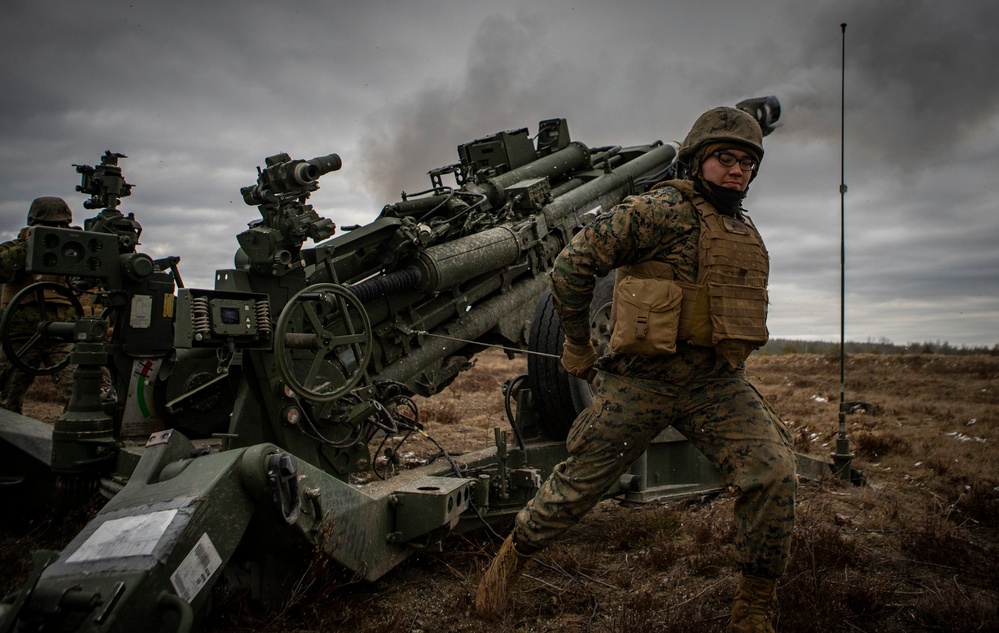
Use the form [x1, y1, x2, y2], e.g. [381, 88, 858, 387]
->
[711, 151, 757, 172]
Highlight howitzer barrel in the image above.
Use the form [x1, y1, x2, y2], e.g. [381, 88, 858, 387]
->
[345, 224, 525, 300]
[474, 142, 590, 207]
[416, 225, 523, 292]
[541, 141, 679, 227]
[374, 273, 548, 384]
[413, 142, 679, 295]
[351, 142, 679, 303]
[489, 141, 589, 190]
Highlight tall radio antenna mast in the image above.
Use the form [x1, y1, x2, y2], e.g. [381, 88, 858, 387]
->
[832, 22, 855, 480]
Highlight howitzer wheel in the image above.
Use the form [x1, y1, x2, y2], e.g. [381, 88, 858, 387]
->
[274, 283, 372, 402]
[0, 281, 84, 376]
[527, 275, 613, 440]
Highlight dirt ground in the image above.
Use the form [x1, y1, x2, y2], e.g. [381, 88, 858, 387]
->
[4, 352, 999, 632]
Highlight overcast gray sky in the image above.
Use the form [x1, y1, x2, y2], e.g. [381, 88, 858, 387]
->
[2, 0, 996, 347]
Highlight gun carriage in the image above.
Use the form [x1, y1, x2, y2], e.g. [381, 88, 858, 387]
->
[0, 97, 827, 632]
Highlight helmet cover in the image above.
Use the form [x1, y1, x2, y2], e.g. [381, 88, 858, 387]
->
[27, 197, 72, 225]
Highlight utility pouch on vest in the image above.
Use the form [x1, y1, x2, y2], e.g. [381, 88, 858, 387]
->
[676, 282, 713, 347]
[610, 274, 682, 355]
[707, 283, 769, 349]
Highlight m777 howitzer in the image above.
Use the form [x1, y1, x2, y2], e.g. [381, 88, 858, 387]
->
[0, 96, 840, 632]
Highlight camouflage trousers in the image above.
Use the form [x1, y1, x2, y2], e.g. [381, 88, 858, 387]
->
[0, 304, 76, 414]
[514, 367, 797, 579]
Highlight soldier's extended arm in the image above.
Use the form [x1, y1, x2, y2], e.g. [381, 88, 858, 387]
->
[549, 189, 692, 343]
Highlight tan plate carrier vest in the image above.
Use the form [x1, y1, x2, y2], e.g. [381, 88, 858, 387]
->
[609, 184, 770, 367]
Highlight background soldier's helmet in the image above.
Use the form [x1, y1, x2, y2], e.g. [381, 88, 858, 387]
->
[678, 107, 765, 166]
[26, 197, 73, 226]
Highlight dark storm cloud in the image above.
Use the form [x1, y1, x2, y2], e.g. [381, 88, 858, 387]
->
[0, 0, 996, 344]
[740, 0, 999, 345]
[777, 1, 999, 158]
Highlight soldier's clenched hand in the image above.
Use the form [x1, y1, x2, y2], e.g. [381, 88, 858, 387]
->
[560, 340, 597, 382]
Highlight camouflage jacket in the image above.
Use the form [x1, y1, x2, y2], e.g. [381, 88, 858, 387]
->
[549, 180, 761, 381]
[0, 229, 29, 284]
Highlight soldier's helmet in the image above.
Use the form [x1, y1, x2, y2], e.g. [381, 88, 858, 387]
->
[27, 197, 72, 226]
[678, 107, 764, 166]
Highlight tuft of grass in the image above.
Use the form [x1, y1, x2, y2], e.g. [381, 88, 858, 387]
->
[912, 582, 999, 631]
[956, 476, 999, 523]
[605, 505, 682, 551]
[853, 429, 913, 457]
[420, 400, 461, 425]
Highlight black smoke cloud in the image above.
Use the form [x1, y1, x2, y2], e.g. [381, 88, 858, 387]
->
[780, 1, 999, 162]
[358, 14, 567, 204]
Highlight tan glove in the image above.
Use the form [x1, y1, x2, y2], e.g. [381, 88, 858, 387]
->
[561, 340, 598, 382]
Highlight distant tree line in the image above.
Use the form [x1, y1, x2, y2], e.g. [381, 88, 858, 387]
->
[755, 337, 999, 356]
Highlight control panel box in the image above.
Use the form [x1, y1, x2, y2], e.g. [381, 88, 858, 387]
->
[175, 288, 272, 349]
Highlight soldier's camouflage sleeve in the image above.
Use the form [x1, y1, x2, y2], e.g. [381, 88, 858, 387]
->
[549, 186, 696, 344]
[0, 235, 28, 284]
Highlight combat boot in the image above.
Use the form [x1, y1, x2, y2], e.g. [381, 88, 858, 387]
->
[730, 574, 778, 633]
[475, 533, 534, 620]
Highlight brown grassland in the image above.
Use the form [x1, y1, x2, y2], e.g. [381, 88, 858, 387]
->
[4, 352, 998, 632]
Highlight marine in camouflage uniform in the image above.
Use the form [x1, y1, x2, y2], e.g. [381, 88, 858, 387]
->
[478, 108, 796, 632]
[0, 197, 77, 414]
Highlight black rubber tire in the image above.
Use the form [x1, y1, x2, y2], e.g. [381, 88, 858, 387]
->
[527, 275, 614, 440]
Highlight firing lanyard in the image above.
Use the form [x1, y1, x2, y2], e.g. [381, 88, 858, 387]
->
[413, 330, 561, 359]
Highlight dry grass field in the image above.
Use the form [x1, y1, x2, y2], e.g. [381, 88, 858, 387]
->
[4, 352, 998, 632]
